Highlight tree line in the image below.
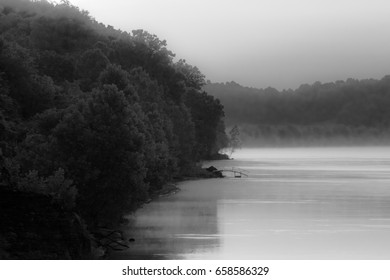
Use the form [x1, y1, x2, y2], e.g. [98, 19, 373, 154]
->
[204, 78, 390, 145]
[0, 0, 227, 230]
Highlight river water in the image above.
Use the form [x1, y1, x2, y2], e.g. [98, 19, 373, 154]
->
[114, 146, 390, 259]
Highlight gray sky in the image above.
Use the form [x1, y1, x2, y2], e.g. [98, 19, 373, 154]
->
[65, 0, 390, 90]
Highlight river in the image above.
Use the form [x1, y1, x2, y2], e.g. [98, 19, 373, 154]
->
[113, 146, 390, 259]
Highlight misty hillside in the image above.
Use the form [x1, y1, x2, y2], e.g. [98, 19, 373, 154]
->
[205, 79, 390, 145]
[0, 0, 227, 258]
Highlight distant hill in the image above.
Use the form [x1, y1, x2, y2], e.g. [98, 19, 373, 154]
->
[204, 78, 390, 146]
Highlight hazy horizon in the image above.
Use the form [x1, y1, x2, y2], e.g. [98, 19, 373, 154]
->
[54, 0, 390, 90]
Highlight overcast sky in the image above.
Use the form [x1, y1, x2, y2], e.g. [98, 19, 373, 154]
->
[64, 0, 390, 90]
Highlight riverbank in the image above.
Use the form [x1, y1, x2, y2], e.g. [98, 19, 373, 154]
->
[0, 162, 227, 259]
[99, 164, 227, 259]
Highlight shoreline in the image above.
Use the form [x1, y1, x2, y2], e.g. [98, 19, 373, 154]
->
[103, 165, 226, 259]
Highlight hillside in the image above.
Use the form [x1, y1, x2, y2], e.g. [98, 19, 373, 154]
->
[0, 0, 227, 258]
[205, 79, 390, 146]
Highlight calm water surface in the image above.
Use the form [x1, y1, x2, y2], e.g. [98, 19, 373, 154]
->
[114, 147, 390, 259]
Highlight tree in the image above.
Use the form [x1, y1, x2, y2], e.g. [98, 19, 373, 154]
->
[185, 89, 226, 159]
[98, 64, 129, 91]
[77, 48, 109, 90]
[228, 125, 241, 156]
[175, 59, 206, 90]
[52, 85, 149, 226]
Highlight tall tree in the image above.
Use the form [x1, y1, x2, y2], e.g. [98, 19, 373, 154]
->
[228, 125, 241, 156]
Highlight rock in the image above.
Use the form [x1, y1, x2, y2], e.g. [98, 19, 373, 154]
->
[205, 166, 218, 172]
[205, 166, 223, 178]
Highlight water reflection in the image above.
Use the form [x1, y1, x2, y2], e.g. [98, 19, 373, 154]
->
[113, 184, 221, 259]
[113, 146, 390, 259]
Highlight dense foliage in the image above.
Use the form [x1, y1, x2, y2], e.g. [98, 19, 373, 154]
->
[205, 79, 390, 145]
[0, 0, 227, 227]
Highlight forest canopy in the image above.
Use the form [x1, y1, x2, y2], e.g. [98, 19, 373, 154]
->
[0, 0, 227, 229]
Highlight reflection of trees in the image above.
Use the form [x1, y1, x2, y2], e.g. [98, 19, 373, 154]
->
[113, 183, 220, 259]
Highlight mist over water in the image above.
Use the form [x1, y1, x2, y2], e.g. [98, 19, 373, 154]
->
[114, 146, 390, 259]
